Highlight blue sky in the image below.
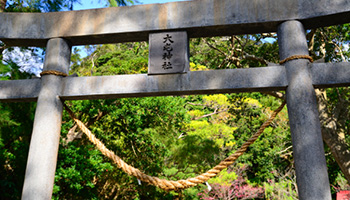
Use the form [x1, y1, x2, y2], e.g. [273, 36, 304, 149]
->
[74, 0, 190, 10]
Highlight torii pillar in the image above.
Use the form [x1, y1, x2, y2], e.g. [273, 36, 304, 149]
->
[21, 38, 71, 200]
[278, 20, 331, 200]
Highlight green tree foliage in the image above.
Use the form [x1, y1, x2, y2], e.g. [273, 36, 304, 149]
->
[108, 0, 136, 7]
[1, 2, 349, 199]
[308, 25, 350, 193]
[5, 0, 79, 12]
[71, 43, 148, 76]
[0, 65, 35, 199]
[53, 37, 294, 199]
[60, 29, 350, 199]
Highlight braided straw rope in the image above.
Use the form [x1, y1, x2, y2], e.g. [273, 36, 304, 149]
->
[279, 55, 313, 64]
[40, 70, 68, 77]
[64, 101, 286, 191]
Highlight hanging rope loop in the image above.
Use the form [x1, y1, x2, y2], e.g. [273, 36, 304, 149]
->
[64, 101, 286, 191]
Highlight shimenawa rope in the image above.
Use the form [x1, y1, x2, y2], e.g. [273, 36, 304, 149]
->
[279, 55, 313, 64]
[64, 101, 286, 191]
[40, 70, 68, 77]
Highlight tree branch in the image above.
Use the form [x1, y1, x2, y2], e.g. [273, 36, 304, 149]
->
[262, 91, 286, 100]
[186, 102, 206, 106]
[243, 53, 268, 65]
[193, 108, 229, 120]
[203, 38, 227, 57]
[306, 29, 316, 52]
[65, 109, 108, 144]
[277, 145, 293, 154]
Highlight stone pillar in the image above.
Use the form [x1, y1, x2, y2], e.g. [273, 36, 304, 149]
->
[22, 38, 71, 200]
[278, 20, 331, 200]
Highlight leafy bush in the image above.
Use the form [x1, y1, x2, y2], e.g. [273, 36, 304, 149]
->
[198, 165, 264, 200]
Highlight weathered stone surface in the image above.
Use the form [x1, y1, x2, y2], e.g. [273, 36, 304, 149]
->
[0, 0, 349, 46]
[21, 38, 71, 200]
[278, 20, 331, 200]
[148, 31, 189, 74]
[0, 79, 41, 102]
[60, 67, 287, 100]
[312, 62, 350, 88]
[2, 62, 350, 102]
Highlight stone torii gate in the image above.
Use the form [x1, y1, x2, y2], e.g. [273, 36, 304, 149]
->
[1, 0, 350, 199]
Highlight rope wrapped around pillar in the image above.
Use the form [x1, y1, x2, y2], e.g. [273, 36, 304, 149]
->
[279, 55, 313, 64]
[40, 70, 68, 77]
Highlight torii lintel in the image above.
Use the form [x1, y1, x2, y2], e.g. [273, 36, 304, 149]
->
[0, 0, 350, 47]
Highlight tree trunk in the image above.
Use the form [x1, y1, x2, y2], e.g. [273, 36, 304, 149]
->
[0, 0, 6, 12]
[316, 89, 350, 183]
[322, 127, 350, 182]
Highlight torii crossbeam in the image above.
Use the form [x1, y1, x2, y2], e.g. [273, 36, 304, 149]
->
[1, 0, 350, 199]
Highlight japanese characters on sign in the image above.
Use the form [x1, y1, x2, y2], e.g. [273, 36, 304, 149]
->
[148, 31, 189, 74]
[162, 34, 174, 70]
